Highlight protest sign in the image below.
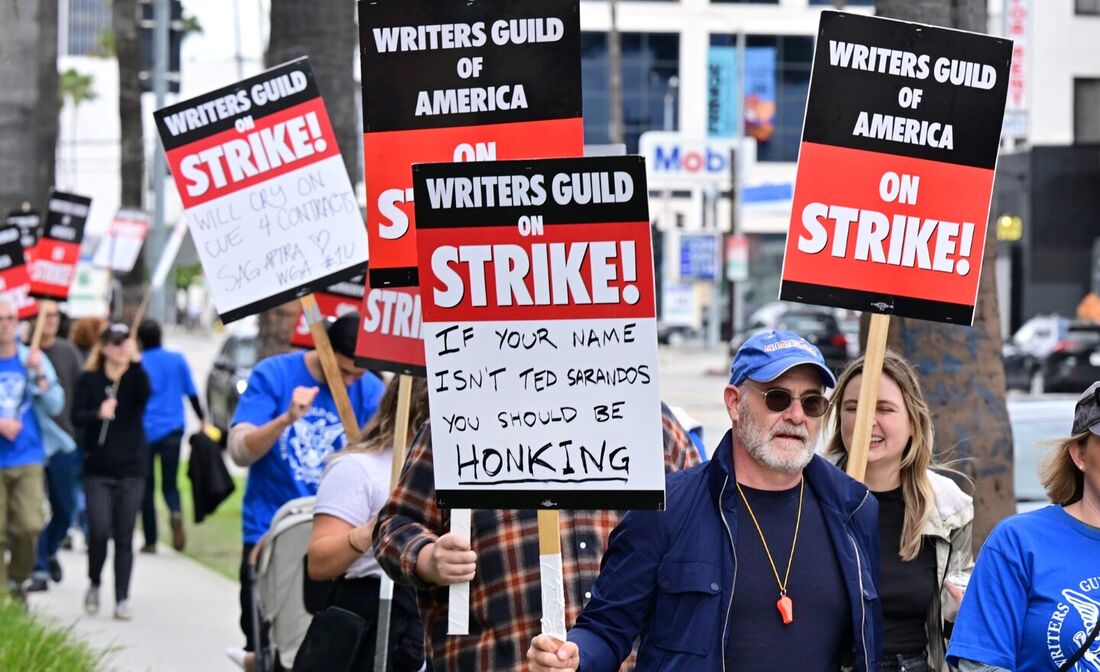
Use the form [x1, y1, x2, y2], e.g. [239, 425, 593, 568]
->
[0, 226, 38, 319]
[153, 57, 368, 324]
[359, 0, 583, 288]
[354, 284, 426, 377]
[93, 209, 149, 273]
[5, 209, 41, 255]
[31, 190, 90, 301]
[414, 155, 662, 510]
[290, 273, 364, 349]
[780, 11, 1011, 326]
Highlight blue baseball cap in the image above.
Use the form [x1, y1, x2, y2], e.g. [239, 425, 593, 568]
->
[730, 330, 837, 389]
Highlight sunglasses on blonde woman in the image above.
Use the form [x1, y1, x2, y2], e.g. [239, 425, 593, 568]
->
[742, 384, 830, 418]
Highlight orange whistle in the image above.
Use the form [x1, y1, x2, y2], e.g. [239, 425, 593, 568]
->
[777, 595, 794, 624]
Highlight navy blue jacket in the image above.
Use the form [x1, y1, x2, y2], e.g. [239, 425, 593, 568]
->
[569, 431, 882, 671]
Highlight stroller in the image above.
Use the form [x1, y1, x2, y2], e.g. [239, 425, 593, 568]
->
[249, 496, 333, 671]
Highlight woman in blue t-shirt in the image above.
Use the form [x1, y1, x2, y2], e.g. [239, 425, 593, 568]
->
[825, 351, 973, 672]
[301, 376, 429, 671]
[948, 381, 1100, 672]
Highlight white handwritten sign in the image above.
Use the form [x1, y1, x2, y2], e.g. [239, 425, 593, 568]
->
[414, 156, 664, 510]
[93, 209, 148, 273]
[153, 57, 368, 323]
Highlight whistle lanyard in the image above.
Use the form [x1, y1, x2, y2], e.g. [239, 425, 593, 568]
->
[736, 478, 804, 624]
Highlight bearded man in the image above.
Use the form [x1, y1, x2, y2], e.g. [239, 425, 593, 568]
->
[529, 330, 883, 672]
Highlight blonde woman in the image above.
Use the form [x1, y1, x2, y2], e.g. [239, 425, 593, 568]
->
[948, 382, 1100, 672]
[304, 376, 429, 671]
[825, 351, 972, 672]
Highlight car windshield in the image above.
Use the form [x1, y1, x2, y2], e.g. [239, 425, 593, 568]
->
[236, 338, 258, 369]
[779, 314, 836, 336]
[1066, 327, 1100, 346]
[1012, 411, 1071, 502]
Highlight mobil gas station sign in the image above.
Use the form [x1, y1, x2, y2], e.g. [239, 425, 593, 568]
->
[639, 132, 737, 188]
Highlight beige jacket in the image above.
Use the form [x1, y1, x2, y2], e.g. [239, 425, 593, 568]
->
[921, 470, 975, 672]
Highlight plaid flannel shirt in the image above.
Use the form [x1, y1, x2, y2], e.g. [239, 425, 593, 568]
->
[373, 402, 700, 671]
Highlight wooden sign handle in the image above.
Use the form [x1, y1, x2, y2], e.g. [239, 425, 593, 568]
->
[538, 509, 567, 641]
[28, 300, 51, 350]
[300, 294, 361, 443]
[845, 313, 891, 483]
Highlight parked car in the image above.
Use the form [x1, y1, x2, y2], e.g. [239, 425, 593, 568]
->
[1008, 395, 1077, 513]
[1004, 318, 1100, 394]
[207, 321, 259, 441]
[730, 301, 849, 375]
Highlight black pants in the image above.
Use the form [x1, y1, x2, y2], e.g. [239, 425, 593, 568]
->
[329, 576, 425, 672]
[85, 475, 144, 601]
[240, 542, 267, 653]
[142, 431, 183, 545]
[880, 652, 930, 672]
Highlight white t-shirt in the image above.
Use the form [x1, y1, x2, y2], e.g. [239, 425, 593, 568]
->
[313, 450, 394, 579]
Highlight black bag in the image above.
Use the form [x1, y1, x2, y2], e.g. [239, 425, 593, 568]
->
[292, 606, 366, 672]
[1058, 619, 1100, 672]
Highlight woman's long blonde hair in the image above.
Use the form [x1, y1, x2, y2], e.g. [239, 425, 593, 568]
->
[824, 350, 938, 561]
[345, 376, 430, 454]
[1040, 431, 1090, 506]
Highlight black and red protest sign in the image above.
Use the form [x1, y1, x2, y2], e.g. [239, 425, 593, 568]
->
[30, 191, 90, 301]
[290, 274, 365, 349]
[0, 226, 37, 319]
[5, 209, 42, 256]
[780, 11, 1011, 325]
[355, 283, 425, 377]
[154, 57, 368, 324]
[359, 0, 583, 288]
[413, 156, 664, 510]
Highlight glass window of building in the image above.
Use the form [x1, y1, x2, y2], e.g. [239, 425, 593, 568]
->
[1074, 78, 1100, 143]
[1077, 0, 1100, 16]
[581, 32, 680, 153]
[708, 34, 813, 162]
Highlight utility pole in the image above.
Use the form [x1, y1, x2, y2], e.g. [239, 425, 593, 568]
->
[607, 0, 624, 144]
[149, 0, 170, 324]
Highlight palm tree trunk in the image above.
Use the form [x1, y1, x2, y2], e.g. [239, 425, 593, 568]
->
[114, 0, 147, 320]
[256, 0, 359, 358]
[0, 0, 58, 210]
[871, 0, 1015, 548]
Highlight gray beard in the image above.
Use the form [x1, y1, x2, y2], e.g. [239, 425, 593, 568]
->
[737, 397, 816, 474]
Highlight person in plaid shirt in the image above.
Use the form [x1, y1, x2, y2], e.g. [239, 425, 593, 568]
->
[372, 402, 698, 670]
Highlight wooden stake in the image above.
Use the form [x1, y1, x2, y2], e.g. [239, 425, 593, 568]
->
[538, 509, 566, 641]
[373, 374, 414, 672]
[300, 294, 361, 443]
[845, 313, 891, 483]
[28, 300, 51, 350]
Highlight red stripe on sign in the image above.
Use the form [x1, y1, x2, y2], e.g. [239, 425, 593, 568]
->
[783, 142, 994, 307]
[30, 240, 81, 299]
[0, 265, 37, 319]
[363, 117, 584, 276]
[355, 286, 426, 370]
[167, 97, 341, 209]
[417, 221, 656, 322]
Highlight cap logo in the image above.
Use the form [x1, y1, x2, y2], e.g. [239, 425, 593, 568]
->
[763, 339, 816, 355]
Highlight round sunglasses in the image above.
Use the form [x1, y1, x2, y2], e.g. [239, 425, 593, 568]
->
[742, 384, 830, 418]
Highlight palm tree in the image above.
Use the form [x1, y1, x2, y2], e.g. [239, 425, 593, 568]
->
[871, 0, 1014, 548]
[256, 0, 360, 358]
[0, 0, 59, 211]
[58, 68, 97, 185]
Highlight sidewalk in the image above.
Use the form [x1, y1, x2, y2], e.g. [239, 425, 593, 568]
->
[30, 539, 242, 672]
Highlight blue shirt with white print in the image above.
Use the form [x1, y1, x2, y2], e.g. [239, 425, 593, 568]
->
[947, 505, 1100, 671]
[231, 351, 383, 543]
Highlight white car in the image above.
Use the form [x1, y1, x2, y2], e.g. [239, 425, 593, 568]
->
[1008, 395, 1076, 513]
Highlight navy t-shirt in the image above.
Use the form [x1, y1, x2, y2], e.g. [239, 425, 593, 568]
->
[726, 481, 853, 671]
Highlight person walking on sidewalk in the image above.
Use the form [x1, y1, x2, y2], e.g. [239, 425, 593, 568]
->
[0, 298, 64, 602]
[72, 323, 151, 621]
[26, 301, 84, 593]
[136, 319, 205, 554]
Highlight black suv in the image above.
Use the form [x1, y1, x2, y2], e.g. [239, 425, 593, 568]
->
[206, 331, 258, 441]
